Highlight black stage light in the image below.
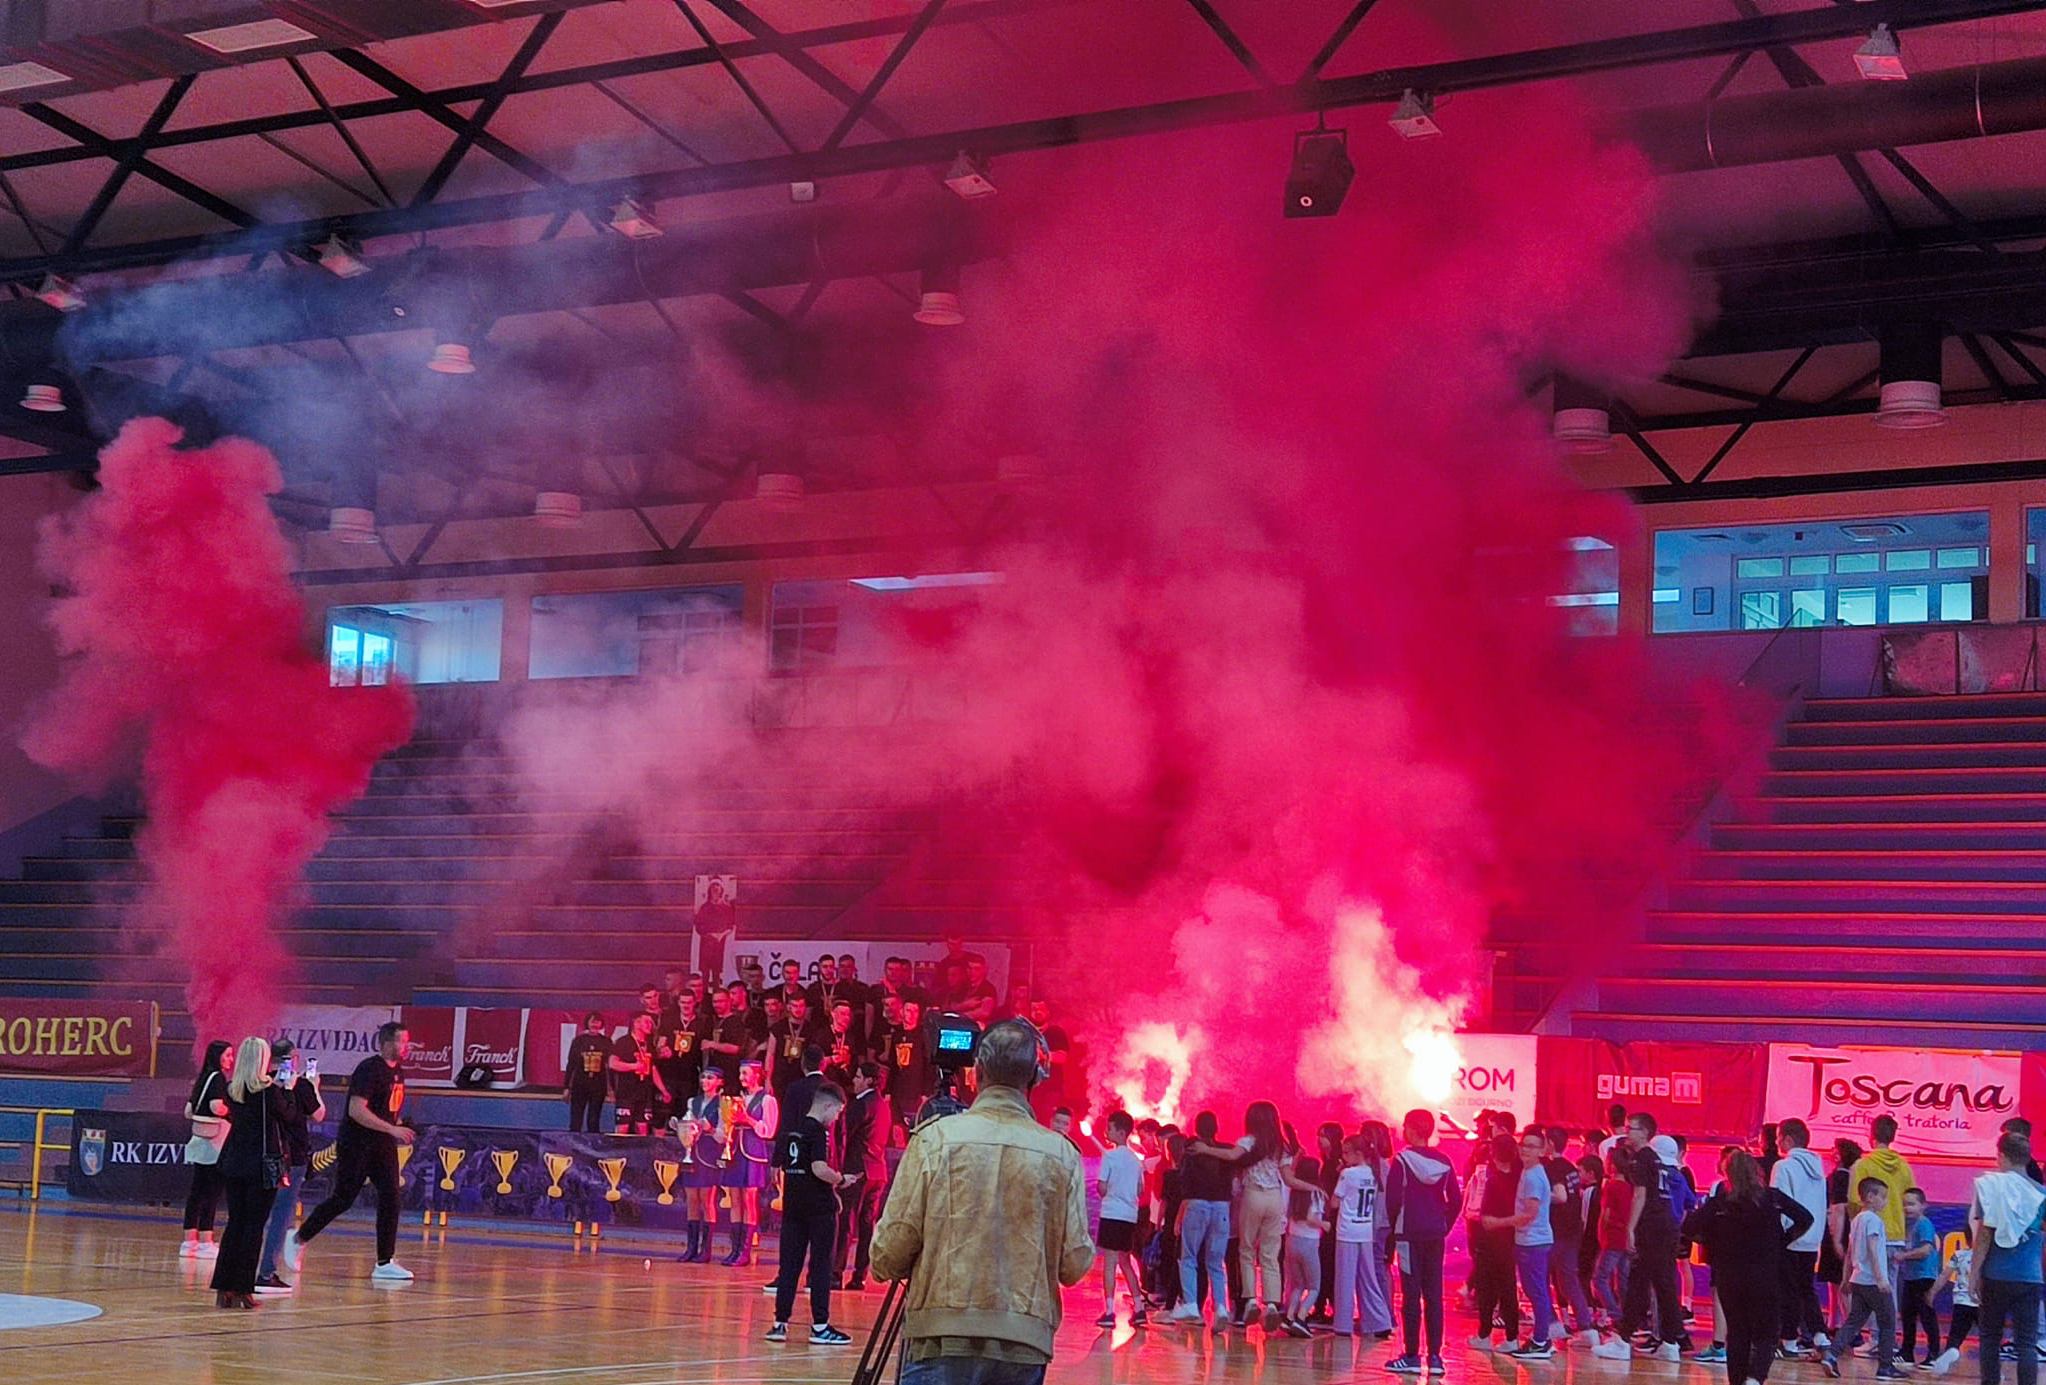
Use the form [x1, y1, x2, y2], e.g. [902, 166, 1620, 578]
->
[1284, 127, 1353, 219]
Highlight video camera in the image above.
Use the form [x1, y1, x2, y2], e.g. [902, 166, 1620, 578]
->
[927, 1011, 980, 1074]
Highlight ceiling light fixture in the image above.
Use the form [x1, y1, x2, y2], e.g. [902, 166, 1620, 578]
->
[327, 507, 380, 544]
[1875, 326, 1945, 429]
[20, 383, 64, 413]
[609, 199, 662, 239]
[1387, 89, 1442, 139]
[756, 472, 805, 508]
[1285, 123, 1354, 218]
[1551, 377, 1614, 454]
[534, 492, 583, 528]
[427, 341, 476, 375]
[942, 152, 997, 200]
[185, 19, 318, 54]
[314, 235, 370, 279]
[35, 275, 85, 313]
[1855, 24, 1906, 81]
[0, 62, 70, 95]
[914, 265, 965, 326]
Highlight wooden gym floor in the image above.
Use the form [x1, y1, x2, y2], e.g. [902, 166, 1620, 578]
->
[0, 1204, 1934, 1384]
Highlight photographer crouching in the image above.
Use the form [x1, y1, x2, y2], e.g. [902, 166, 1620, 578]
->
[870, 1018, 1095, 1385]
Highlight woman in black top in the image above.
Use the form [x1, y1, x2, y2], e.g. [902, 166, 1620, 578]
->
[1816, 1139, 1862, 1333]
[1470, 1135, 1521, 1345]
[210, 1037, 296, 1309]
[1311, 1121, 1343, 1323]
[1692, 1150, 1814, 1385]
[181, 1040, 232, 1258]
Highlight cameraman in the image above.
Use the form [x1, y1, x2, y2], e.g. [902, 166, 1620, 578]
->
[871, 1020, 1095, 1385]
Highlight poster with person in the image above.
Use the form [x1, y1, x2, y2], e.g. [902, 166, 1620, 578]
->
[692, 874, 738, 981]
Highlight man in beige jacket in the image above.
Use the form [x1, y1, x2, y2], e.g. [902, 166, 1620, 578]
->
[871, 1019, 1096, 1385]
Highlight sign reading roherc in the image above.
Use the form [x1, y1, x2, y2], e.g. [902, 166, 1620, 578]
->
[1536, 1037, 1766, 1141]
[0, 999, 156, 1077]
[1766, 1044, 2018, 1159]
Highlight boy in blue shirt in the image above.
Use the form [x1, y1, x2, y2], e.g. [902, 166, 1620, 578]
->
[1898, 1188, 1941, 1366]
[1970, 1134, 2046, 1385]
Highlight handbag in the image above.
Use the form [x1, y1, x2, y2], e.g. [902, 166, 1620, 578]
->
[258, 1087, 285, 1192]
[185, 1072, 229, 1166]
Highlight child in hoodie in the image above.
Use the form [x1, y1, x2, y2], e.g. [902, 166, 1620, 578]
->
[1770, 1118, 1830, 1355]
[1383, 1108, 1459, 1375]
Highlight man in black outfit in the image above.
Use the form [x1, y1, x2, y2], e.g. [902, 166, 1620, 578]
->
[563, 1011, 611, 1133]
[767, 1081, 855, 1347]
[836, 1061, 893, 1290]
[287, 1021, 416, 1283]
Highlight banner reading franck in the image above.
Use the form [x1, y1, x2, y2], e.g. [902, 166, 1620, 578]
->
[1766, 1044, 2019, 1159]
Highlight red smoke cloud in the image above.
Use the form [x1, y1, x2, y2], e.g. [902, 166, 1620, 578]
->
[21, 419, 412, 1046]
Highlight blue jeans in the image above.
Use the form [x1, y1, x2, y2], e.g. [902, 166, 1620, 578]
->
[1179, 1200, 1230, 1315]
[1594, 1248, 1632, 1322]
[1516, 1242, 1554, 1344]
[256, 1163, 306, 1280]
[901, 1356, 1046, 1385]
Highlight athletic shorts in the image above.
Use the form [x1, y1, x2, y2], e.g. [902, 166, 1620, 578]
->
[1098, 1218, 1138, 1253]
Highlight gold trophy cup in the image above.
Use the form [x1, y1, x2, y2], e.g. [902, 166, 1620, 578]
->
[653, 1158, 681, 1206]
[438, 1146, 467, 1191]
[491, 1149, 519, 1194]
[598, 1155, 628, 1203]
[544, 1152, 573, 1198]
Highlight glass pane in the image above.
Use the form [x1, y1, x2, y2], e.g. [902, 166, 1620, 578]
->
[1939, 582, 1974, 622]
[1885, 550, 1931, 572]
[1652, 588, 1678, 604]
[1739, 591, 1782, 630]
[360, 633, 392, 686]
[328, 626, 361, 688]
[1789, 590, 1825, 627]
[770, 629, 800, 670]
[1737, 557, 1785, 579]
[1887, 585, 1929, 623]
[1937, 547, 1981, 569]
[1837, 589, 1877, 626]
[1790, 555, 1830, 576]
[1835, 552, 1879, 574]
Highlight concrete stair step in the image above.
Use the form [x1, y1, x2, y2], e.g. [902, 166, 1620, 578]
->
[1754, 794, 2046, 823]
[1571, 1010, 2046, 1048]
[1763, 766, 2046, 796]
[1691, 849, 2046, 882]
[1646, 909, 2046, 947]
[1712, 821, 2046, 850]
[1772, 743, 2046, 770]
[1788, 716, 2046, 746]
[1801, 694, 2046, 722]
[1666, 878, 2046, 914]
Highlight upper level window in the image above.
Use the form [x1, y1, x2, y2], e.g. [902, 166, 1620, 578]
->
[528, 586, 743, 679]
[770, 573, 1000, 672]
[326, 600, 502, 685]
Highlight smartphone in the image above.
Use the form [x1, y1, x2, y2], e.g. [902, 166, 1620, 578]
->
[305, 1060, 319, 1081]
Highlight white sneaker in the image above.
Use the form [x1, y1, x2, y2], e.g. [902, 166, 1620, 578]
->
[1654, 1343, 1682, 1363]
[1579, 1330, 1602, 1349]
[282, 1230, 302, 1271]
[1932, 1348, 1960, 1376]
[1166, 1305, 1204, 1324]
[370, 1260, 414, 1283]
[1593, 1337, 1633, 1361]
[195, 1241, 219, 1259]
[1468, 1336, 1495, 1352]
[251, 1281, 293, 1297]
[1816, 1333, 1832, 1350]
[178, 1241, 198, 1259]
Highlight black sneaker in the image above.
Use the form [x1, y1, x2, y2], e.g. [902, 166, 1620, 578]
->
[1877, 1369, 1911, 1382]
[764, 1323, 787, 1343]
[1427, 1356, 1446, 1375]
[1821, 1355, 1841, 1379]
[1510, 1339, 1555, 1360]
[1095, 1310, 1117, 1328]
[1130, 1310, 1150, 1328]
[810, 1324, 851, 1347]
[1386, 1356, 1424, 1375]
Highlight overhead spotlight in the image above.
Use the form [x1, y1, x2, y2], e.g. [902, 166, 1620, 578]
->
[609, 198, 662, 240]
[756, 472, 805, 509]
[1875, 325, 1945, 429]
[327, 506, 380, 544]
[1855, 24, 1906, 82]
[20, 382, 64, 413]
[1284, 125, 1353, 219]
[914, 264, 965, 326]
[35, 274, 85, 312]
[314, 235, 370, 279]
[1551, 377, 1614, 454]
[1387, 89, 1442, 140]
[942, 151, 997, 200]
[789, 181, 818, 204]
[427, 341, 476, 375]
[533, 491, 583, 528]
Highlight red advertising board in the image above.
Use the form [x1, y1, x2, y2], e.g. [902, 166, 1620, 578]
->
[459, 1008, 529, 1086]
[0, 998, 156, 1077]
[401, 1006, 458, 1086]
[523, 1009, 631, 1090]
[1537, 1037, 1767, 1140]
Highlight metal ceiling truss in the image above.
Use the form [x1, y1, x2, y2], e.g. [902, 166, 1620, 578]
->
[0, 0, 2036, 283]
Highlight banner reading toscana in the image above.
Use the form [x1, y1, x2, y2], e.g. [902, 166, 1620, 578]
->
[1765, 1044, 2019, 1159]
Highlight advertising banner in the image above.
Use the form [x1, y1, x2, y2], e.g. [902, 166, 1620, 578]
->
[459, 1008, 530, 1086]
[1537, 1037, 1767, 1140]
[67, 1110, 194, 1201]
[1440, 1033, 1538, 1136]
[401, 1006, 459, 1086]
[268, 1005, 398, 1080]
[0, 998, 156, 1078]
[1767, 1044, 2020, 1159]
[524, 1009, 631, 1090]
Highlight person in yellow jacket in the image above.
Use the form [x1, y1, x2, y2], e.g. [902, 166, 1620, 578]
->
[871, 1019, 1095, 1385]
[1847, 1115, 1918, 1246]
